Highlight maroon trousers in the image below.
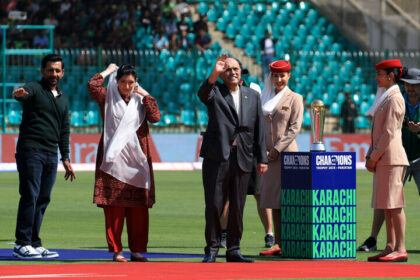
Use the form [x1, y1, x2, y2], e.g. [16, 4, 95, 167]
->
[103, 205, 149, 253]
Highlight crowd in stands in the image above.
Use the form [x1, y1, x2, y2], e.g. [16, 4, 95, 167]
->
[1, 0, 212, 51]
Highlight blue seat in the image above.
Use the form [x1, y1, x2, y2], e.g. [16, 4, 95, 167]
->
[331, 42, 342, 52]
[7, 103, 22, 125]
[299, 1, 310, 12]
[181, 109, 195, 126]
[343, 83, 351, 93]
[225, 23, 236, 39]
[163, 114, 178, 126]
[336, 92, 345, 105]
[285, 2, 296, 14]
[302, 111, 311, 127]
[352, 93, 361, 105]
[360, 101, 369, 115]
[198, 2, 209, 15]
[232, 15, 243, 27]
[330, 102, 340, 116]
[235, 34, 245, 48]
[355, 116, 370, 129]
[245, 42, 255, 57]
[227, 2, 237, 15]
[167, 101, 180, 114]
[70, 111, 85, 127]
[198, 109, 208, 125]
[322, 93, 332, 106]
[174, 49, 186, 65]
[180, 82, 192, 95]
[271, 1, 280, 13]
[221, 10, 231, 25]
[305, 92, 314, 105]
[159, 49, 170, 61]
[166, 57, 176, 71]
[207, 8, 218, 22]
[255, 3, 267, 13]
[86, 109, 99, 126]
[216, 18, 227, 32]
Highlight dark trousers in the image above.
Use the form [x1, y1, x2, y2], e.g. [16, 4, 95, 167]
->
[202, 149, 251, 256]
[15, 149, 58, 247]
[342, 119, 355, 133]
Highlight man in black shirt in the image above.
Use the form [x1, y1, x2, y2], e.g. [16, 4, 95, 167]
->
[12, 54, 75, 259]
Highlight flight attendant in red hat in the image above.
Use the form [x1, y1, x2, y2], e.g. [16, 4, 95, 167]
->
[365, 59, 409, 262]
[259, 60, 304, 256]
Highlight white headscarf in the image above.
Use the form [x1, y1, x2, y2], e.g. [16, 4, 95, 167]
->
[100, 68, 150, 189]
[260, 74, 288, 116]
[366, 85, 399, 116]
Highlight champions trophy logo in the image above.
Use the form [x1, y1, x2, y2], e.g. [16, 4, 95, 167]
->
[310, 100, 326, 152]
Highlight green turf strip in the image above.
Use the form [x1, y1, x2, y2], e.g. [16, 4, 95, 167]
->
[0, 170, 419, 267]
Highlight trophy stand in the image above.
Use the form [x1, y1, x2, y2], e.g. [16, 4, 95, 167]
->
[279, 99, 357, 259]
[310, 100, 326, 152]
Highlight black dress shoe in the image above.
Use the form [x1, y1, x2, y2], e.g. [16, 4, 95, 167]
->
[202, 252, 217, 263]
[226, 253, 254, 263]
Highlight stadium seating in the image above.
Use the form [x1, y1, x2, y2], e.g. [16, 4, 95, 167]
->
[1, 1, 379, 132]
[207, 1, 376, 121]
[7, 102, 22, 125]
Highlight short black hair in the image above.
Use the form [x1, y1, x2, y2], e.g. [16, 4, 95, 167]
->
[116, 64, 137, 80]
[41, 54, 64, 69]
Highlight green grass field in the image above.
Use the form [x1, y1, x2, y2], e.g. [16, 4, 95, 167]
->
[1, 170, 419, 266]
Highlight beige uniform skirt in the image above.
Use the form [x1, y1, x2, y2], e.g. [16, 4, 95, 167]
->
[372, 165, 406, 209]
[259, 159, 282, 209]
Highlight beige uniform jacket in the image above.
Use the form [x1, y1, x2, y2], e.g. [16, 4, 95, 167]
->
[366, 88, 409, 167]
[260, 88, 303, 209]
[264, 88, 304, 157]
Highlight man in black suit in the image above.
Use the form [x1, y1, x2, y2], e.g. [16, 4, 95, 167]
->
[198, 54, 268, 263]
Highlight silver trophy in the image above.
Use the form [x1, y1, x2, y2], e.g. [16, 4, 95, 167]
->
[310, 100, 326, 152]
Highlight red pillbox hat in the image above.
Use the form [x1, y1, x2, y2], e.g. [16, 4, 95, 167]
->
[375, 59, 402, 71]
[269, 60, 291, 73]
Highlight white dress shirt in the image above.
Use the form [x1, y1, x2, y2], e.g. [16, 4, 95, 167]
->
[230, 88, 241, 146]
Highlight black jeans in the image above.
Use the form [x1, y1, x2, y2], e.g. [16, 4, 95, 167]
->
[15, 149, 58, 247]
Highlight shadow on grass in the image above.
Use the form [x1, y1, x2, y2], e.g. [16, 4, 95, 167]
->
[148, 246, 203, 249]
[407, 250, 420, 254]
[80, 246, 109, 250]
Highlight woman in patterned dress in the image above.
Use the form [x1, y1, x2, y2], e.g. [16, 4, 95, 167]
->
[87, 64, 161, 262]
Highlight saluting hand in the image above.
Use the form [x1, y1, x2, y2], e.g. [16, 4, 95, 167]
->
[13, 88, 29, 98]
[208, 54, 228, 84]
[214, 54, 228, 74]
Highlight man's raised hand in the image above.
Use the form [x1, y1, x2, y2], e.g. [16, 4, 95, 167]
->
[214, 54, 228, 74]
[209, 54, 228, 83]
[13, 88, 29, 98]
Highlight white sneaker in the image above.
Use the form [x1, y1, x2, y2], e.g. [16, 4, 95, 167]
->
[34, 247, 59, 258]
[13, 245, 42, 259]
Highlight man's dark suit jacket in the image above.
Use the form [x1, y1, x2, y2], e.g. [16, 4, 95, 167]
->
[198, 79, 268, 172]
